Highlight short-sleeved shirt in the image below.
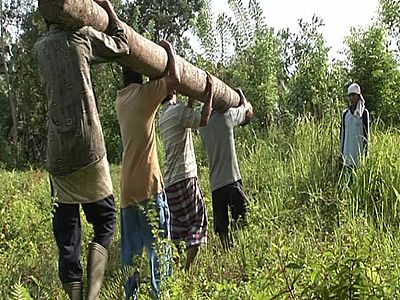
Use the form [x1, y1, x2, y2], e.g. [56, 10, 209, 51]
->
[116, 79, 168, 207]
[159, 103, 201, 187]
[199, 106, 247, 192]
[35, 24, 130, 176]
[339, 108, 369, 166]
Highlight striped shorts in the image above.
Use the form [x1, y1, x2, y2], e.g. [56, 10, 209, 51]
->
[165, 177, 207, 248]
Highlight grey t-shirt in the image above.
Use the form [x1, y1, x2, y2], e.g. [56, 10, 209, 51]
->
[199, 106, 247, 191]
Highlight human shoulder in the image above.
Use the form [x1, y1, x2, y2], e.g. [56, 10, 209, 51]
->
[167, 102, 186, 113]
[76, 26, 101, 40]
[35, 25, 64, 44]
[228, 105, 246, 114]
[34, 27, 65, 57]
[34, 36, 44, 52]
[227, 105, 246, 125]
[141, 78, 168, 101]
[116, 83, 140, 101]
[143, 77, 167, 89]
[159, 103, 182, 125]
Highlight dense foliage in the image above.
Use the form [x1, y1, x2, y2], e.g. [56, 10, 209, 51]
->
[2, 121, 400, 299]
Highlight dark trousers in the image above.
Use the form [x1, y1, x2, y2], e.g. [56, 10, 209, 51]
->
[211, 180, 247, 247]
[52, 195, 116, 283]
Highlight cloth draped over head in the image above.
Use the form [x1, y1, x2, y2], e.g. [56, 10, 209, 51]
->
[347, 83, 365, 118]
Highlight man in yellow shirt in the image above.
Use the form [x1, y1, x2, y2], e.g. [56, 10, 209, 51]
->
[116, 40, 180, 299]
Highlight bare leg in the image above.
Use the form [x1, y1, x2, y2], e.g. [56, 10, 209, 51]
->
[185, 245, 199, 270]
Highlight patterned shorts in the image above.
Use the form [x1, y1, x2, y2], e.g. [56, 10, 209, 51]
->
[165, 177, 207, 248]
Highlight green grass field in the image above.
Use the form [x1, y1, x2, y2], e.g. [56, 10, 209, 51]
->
[2, 120, 400, 299]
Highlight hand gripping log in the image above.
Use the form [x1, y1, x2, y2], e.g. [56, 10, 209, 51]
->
[38, 0, 240, 111]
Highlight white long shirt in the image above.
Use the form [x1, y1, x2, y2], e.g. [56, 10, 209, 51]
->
[339, 108, 370, 167]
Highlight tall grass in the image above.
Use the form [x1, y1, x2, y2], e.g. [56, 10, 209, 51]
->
[1, 119, 400, 299]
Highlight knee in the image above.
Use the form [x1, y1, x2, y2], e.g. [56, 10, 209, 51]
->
[93, 211, 116, 249]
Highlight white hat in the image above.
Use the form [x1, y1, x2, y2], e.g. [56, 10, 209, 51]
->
[347, 83, 365, 118]
[347, 83, 361, 95]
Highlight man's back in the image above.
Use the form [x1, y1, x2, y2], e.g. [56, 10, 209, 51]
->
[35, 25, 129, 176]
[159, 103, 201, 187]
[199, 106, 247, 191]
[116, 79, 168, 207]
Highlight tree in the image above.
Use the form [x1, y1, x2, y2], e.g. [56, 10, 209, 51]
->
[287, 16, 330, 120]
[121, 0, 204, 56]
[230, 29, 281, 127]
[194, 0, 282, 127]
[0, 0, 40, 167]
[346, 26, 400, 124]
[379, 0, 400, 53]
[12, 9, 48, 164]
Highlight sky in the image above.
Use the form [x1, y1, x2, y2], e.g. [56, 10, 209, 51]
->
[211, 0, 380, 59]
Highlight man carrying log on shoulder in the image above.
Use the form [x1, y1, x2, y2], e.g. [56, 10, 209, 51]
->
[158, 73, 214, 270]
[199, 90, 253, 249]
[115, 40, 180, 299]
[35, 0, 130, 299]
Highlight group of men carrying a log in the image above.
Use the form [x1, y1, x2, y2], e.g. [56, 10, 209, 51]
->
[35, 0, 371, 298]
[35, 0, 253, 299]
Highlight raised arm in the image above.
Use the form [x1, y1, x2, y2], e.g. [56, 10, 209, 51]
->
[237, 89, 253, 125]
[159, 40, 181, 95]
[94, 0, 122, 31]
[88, 0, 130, 61]
[199, 72, 214, 127]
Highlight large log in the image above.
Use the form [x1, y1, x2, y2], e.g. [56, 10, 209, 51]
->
[38, 0, 240, 111]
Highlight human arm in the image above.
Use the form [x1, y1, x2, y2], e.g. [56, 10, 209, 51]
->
[88, 0, 130, 61]
[187, 97, 194, 108]
[94, 0, 121, 31]
[179, 73, 214, 129]
[199, 72, 214, 127]
[337, 110, 346, 168]
[230, 89, 253, 126]
[159, 40, 181, 96]
[362, 109, 370, 156]
[137, 42, 180, 112]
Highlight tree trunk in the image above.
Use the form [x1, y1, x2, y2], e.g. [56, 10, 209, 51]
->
[38, 0, 240, 111]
